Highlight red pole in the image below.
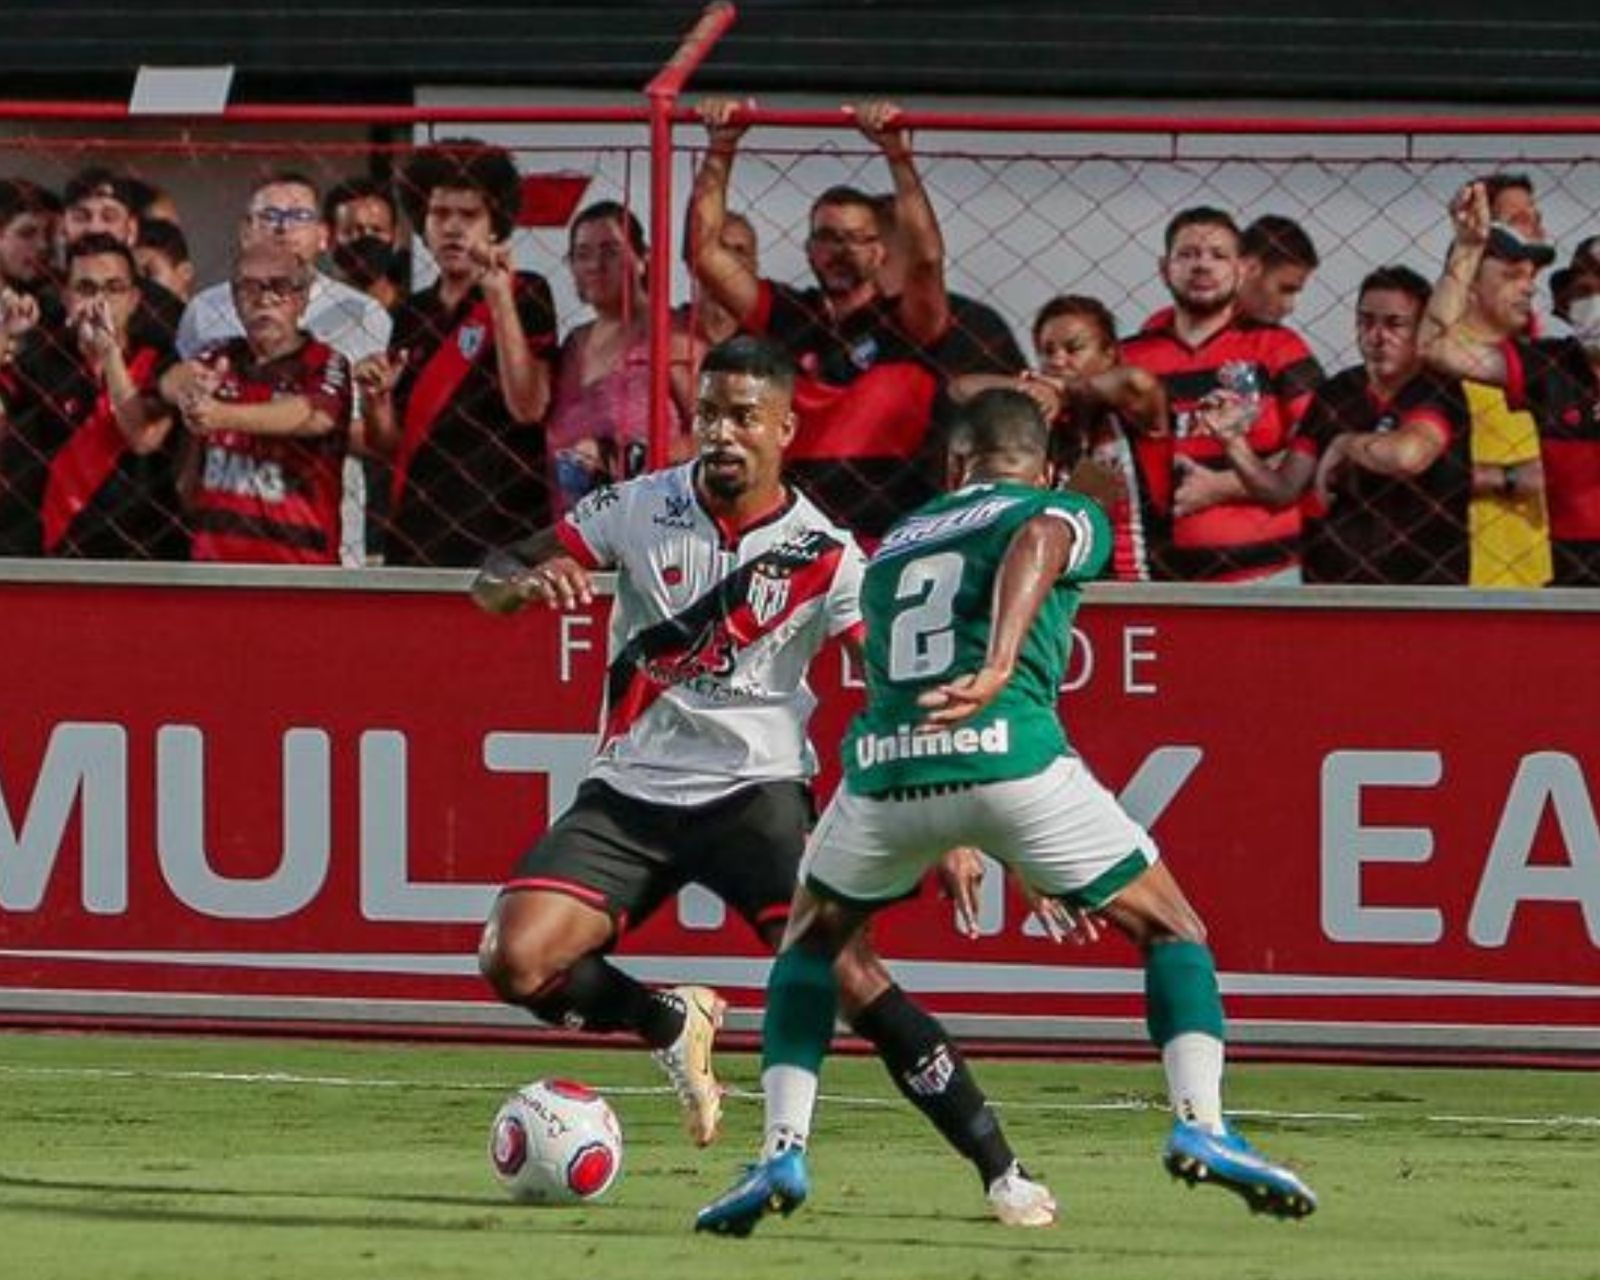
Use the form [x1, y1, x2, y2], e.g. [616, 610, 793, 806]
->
[643, 2, 738, 469]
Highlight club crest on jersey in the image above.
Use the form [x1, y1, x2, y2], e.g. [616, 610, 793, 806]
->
[457, 324, 486, 360]
[746, 561, 793, 626]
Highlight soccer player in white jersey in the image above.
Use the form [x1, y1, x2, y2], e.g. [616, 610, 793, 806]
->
[472, 336, 1055, 1227]
[696, 387, 1318, 1237]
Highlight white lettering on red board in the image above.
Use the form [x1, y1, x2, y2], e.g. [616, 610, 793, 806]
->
[1321, 750, 1600, 948]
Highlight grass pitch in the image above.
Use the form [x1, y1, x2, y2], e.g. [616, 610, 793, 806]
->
[1, 1031, 1596, 1280]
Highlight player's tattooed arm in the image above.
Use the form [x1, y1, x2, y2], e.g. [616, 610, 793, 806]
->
[919, 513, 1073, 726]
[472, 527, 594, 614]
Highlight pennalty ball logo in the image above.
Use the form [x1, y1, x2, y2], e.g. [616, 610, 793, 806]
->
[488, 1078, 624, 1204]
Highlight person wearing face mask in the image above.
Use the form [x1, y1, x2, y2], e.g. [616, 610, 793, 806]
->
[323, 176, 407, 313]
[1423, 183, 1600, 586]
[544, 200, 694, 515]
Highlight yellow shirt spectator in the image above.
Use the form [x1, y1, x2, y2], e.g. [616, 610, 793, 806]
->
[1466, 380, 1550, 587]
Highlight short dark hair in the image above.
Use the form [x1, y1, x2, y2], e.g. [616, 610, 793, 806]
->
[810, 184, 878, 224]
[1478, 171, 1535, 208]
[322, 175, 397, 226]
[401, 138, 521, 240]
[249, 170, 321, 205]
[570, 199, 646, 257]
[700, 334, 797, 392]
[135, 216, 190, 266]
[1358, 265, 1431, 311]
[950, 388, 1049, 459]
[1241, 214, 1320, 271]
[63, 166, 138, 214]
[0, 177, 59, 226]
[1163, 206, 1240, 254]
[1032, 294, 1118, 351]
[66, 232, 137, 277]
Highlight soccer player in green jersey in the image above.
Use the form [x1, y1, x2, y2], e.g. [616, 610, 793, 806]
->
[696, 387, 1318, 1237]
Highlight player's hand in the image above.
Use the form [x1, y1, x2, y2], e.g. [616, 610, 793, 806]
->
[697, 97, 753, 151]
[1020, 882, 1104, 946]
[475, 549, 592, 613]
[918, 665, 1010, 726]
[936, 846, 987, 939]
[847, 100, 911, 160]
[1450, 181, 1491, 250]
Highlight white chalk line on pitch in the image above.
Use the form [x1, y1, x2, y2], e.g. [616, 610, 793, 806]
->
[1, 1063, 1597, 1130]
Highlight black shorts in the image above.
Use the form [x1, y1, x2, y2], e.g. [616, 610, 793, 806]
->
[505, 779, 814, 939]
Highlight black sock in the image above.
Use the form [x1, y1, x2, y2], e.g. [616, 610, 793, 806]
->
[848, 984, 1015, 1186]
[525, 954, 686, 1049]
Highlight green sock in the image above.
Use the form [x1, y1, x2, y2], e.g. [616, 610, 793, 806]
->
[1145, 939, 1226, 1047]
[761, 945, 839, 1075]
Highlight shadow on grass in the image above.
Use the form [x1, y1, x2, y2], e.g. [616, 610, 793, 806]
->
[0, 1171, 496, 1210]
[0, 1174, 1088, 1256]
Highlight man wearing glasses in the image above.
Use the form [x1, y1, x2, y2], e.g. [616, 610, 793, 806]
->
[0, 233, 185, 559]
[157, 243, 351, 564]
[177, 173, 391, 564]
[177, 173, 391, 370]
[689, 99, 951, 541]
[57, 167, 187, 349]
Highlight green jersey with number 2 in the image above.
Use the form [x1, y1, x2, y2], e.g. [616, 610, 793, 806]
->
[843, 482, 1110, 795]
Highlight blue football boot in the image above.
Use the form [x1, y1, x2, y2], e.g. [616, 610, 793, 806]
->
[694, 1148, 810, 1237]
[1164, 1120, 1317, 1219]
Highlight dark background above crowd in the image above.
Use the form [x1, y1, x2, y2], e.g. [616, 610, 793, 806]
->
[3, 2, 1600, 104]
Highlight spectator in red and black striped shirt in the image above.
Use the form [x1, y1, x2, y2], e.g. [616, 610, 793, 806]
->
[1122, 207, 1324, 583]
[158, 243, 351, 564]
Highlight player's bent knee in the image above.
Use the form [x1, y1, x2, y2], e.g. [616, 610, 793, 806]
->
[479, 890, 613, 1004]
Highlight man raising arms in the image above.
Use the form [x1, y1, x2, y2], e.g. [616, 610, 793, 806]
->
[689, 100, 951, 540]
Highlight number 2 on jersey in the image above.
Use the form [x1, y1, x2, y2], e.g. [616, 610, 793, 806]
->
[887, 551, 965, 681]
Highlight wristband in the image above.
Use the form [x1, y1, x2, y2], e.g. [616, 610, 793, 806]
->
[1502, 465, 1519, 498]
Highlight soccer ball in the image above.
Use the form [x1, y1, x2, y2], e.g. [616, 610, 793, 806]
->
[488, 1078, 624, 1204]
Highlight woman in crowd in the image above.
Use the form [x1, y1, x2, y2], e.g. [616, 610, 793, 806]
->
[952, 293, 1168, 581]
[545, 200, 694, 514]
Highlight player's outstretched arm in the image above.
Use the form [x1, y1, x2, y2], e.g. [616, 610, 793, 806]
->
[918, 513, 1073, 725]
[472, 526, 594, 615]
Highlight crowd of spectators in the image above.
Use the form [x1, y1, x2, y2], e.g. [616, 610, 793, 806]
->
[0, 112, 1595, 588]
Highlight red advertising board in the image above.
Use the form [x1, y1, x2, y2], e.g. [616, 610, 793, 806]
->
[1, 572, 1596, 1054]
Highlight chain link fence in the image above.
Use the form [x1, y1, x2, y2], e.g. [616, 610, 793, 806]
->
[0, 107, 1595, 583]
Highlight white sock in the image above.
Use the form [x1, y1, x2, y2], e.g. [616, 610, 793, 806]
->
[1162, 1032, 1225, 1132]
[760, 1064, 818, 1158]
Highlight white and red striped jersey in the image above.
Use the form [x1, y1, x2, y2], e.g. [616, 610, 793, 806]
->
[556, 462, 865, 806]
